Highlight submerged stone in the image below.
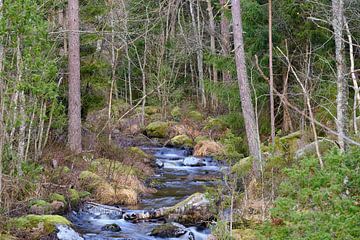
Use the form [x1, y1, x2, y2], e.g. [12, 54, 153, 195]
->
[183, 157, 206, 167]
[101, 223, 121, 232]
[150, 223, 187, 238]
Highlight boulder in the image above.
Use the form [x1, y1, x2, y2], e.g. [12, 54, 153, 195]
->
[49, 193, 66, 204]
[50, 201, 65, 213]
[10, 215, 70, 236]
[171, 135, 194, 147]
[29, 200, 52, 215]
[294, 139, 336, 160]
[183, 157, 206, 167]
[56, 225, 84, 240]
[145, 121, 170, 138]
[150, 223, 187, 238]
[194, 140, 223, 157]
[101, 223, 121, 232]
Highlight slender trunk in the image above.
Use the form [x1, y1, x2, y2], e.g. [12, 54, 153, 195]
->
[68, 0, 82, 153]
[141, 9, 149, 126]
[344, 18, 359, 135]
[231, 0, 262, 174]
[332, 0, 347, 151]
[220, 0, 231, 83]
[25, 103, 36, 162]
[269, 0, 275, 144]
[207, 0, 218, 109]
[16, 36, 25, 176]
[108, 0, 116, 142]
[190, 0, 206, 107]
[0, 0, 4, 200]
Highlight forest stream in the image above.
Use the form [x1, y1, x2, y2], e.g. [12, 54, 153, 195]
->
[58, 147, 223, 240]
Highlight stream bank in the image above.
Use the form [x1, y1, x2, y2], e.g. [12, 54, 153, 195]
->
[59, 147, 223, 239]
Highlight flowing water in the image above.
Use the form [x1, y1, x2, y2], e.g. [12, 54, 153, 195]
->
[60, 147, 223, 240]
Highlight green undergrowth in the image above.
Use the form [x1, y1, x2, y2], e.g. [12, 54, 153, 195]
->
[258, 147, 360, 240]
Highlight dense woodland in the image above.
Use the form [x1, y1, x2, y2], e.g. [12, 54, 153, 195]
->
[0, 0, 360, 239]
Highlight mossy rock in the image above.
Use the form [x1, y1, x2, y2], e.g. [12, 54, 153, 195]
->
[128, 147, 152, 159]
[150, 223, 186, 238]
[294, 139, 336, 160]
[187, 111, 203, 121]
[145, 121, 170, 138]
[29, 200, 52, 214]
[204, 118, 227, 131]
[68, 189, 80, 206]
[49, 193, 66, 204]
[145, 106, 160, 115]
[171, 106, 181, 120]
[194, 136, 210, 144]
[170, 135, 194, 147]
[111, 99, 131, 118]
[9, 215, 70, 236]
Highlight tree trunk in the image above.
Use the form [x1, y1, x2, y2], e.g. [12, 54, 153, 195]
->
[268, 0, 275, 144]
[68, 0, 82, 153]
[189, 0, 206, 108]
[332, 0, 347, 151]
[220, 0, 231, 83]
[207, 0, 218, 109]
[231, 0, 262, 174]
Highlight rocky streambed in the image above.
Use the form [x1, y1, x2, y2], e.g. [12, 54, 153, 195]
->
[57, 147, 223, 240]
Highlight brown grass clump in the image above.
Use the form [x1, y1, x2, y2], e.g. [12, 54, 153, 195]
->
[193, 140, 224, 157]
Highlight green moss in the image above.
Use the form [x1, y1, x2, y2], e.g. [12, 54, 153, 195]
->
[79, 191, 91, 198]
[194, 135, 210, 144]
[10, 215, 70, 234]
[171, 135, 194, 147]
[145, 106, 160, 115]
[204, 118, 227, 131]
[171, 106, 181, 120]
[49, 193, 66, 204]
[232, 157, 253, 177]
[129, 147, 151, 159]
[145, 121, 169, 138]
[187, 111, 203, 121]
[68, 189, 80, 206]
[30, 200, 50, 208]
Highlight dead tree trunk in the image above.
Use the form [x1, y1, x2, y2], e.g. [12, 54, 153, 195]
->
[68, 0, 82, 153]
[231, 0, 262, 175]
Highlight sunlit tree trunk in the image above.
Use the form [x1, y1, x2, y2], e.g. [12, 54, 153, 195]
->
[332, 0, 348, 151]
[68, 0, 82, 153]
[231, 0, 262, 174]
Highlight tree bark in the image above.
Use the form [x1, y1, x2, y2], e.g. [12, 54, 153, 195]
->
[220, 0, 231, 83]
[190, 0, 206, 108]
[231, 0, 262, 174]
[331, 0, 348, 151]
[68, 0, 82, 153]
[268, 0, 275, 144]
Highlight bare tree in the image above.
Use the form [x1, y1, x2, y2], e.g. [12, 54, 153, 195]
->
[332, 0, 348, 151]
[231, 0, 262, 174]
[189, 0, 206, 107]
[68, 0, 82, 153]
[220, 0, 231, 83]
